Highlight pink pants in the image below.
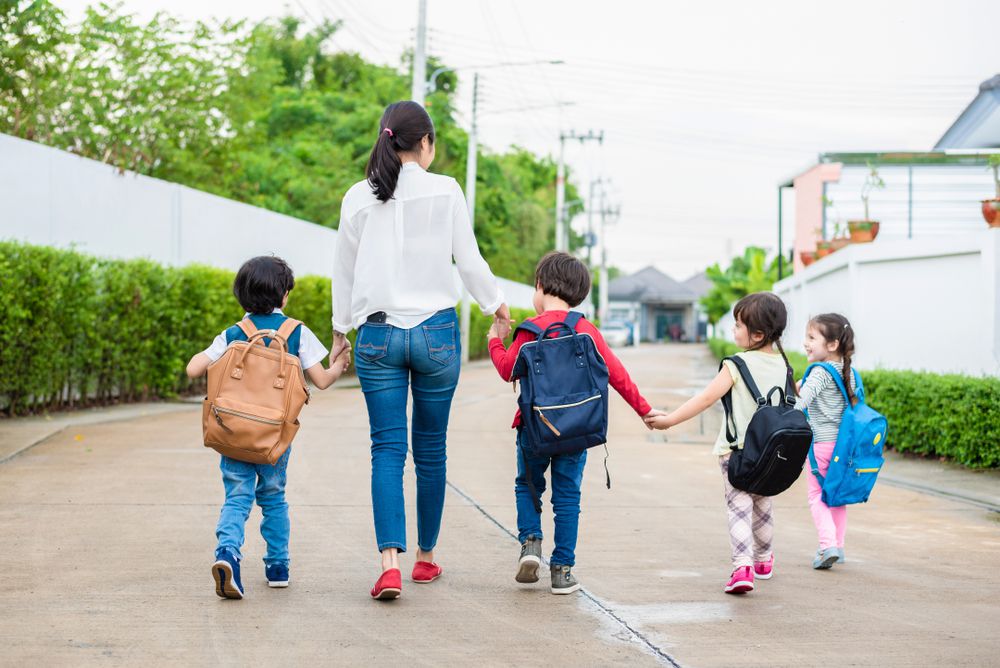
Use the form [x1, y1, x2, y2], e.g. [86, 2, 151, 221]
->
[807, 441, 846, 550]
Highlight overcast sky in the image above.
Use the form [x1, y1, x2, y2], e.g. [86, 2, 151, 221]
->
[56, 0, 1000, 279]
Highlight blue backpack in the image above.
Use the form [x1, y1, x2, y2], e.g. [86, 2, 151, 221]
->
[512, 311, 610, 458]
[803, 363, 888, 507]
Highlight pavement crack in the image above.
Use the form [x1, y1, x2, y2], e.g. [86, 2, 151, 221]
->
[446, 479, 684, 668]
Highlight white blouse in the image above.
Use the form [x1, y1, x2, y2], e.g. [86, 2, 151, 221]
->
[332, 162, 504, 332]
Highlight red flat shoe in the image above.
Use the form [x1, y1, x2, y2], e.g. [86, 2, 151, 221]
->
[370, 568, 402, 600]
[412, 561, 443, 583]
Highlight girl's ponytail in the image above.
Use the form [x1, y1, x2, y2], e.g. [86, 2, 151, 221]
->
[365, 100, 436, 203]
[733, 292, 797, 395]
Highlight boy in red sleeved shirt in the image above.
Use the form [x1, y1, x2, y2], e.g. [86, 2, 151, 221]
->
[488, 251, 660, 594]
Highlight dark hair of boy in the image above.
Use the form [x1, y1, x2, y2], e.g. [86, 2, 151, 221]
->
[535, 251, 591, 307]
[732, 292, 796, 391]
[809, 313, 857, 406]
[233, 256, 296, 315]
[366, 100, 436, 203]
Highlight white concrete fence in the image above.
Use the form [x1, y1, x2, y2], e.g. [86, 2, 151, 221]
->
[773, 230, 1000, 376]
[0, 133, 535, 309]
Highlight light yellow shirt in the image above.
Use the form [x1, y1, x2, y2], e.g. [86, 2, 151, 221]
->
[713, 350, 791, 456]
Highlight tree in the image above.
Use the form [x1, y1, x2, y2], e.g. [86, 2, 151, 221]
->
[700, 247, 780, 324]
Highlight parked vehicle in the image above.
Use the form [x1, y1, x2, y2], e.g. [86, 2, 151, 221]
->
[600, 321, 632, 347]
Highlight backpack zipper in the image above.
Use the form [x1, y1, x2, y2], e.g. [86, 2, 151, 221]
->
[534, 394, 601, 411]
[535, 410, 562, 437]
[212, 404, 281, 432]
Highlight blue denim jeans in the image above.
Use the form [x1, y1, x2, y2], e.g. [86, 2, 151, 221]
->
[515, 429, 588, 566]
[215, 447, 291, 566]
[355, 308, 461, 553]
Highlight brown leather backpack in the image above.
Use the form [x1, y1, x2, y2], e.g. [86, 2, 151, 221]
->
[202, 318, 310, 464]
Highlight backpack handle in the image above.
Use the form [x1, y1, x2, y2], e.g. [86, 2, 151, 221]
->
[233, 330, 289, 389]
[532, 321, 586, 374]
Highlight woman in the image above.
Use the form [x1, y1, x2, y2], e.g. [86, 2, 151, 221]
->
[331, 100, 510, 600]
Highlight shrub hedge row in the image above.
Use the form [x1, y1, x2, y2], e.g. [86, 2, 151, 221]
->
[707, 338, 1000, 468]
[1, 241, 532, 416]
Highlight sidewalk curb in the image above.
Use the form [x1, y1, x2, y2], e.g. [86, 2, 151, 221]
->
[879, 475, 1000, 514]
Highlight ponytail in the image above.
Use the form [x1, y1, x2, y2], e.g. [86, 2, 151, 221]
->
[365, 100, 435, 203]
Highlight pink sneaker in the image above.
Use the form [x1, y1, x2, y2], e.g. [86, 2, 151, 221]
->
[754, 555, 774, 580]
[724, 566, 754, 594]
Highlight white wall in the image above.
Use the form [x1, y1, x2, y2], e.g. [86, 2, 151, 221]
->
[774, 230, 1000, 376]
[0, 133, 534, 309]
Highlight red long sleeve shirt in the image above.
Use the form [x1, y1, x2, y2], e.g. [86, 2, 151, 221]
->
[488, 310, 652, 428]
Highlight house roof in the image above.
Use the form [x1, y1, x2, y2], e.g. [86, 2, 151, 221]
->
[683, 272, 712, 300]
[608, 266, 699, 303]
[934, 74, 1000, 149]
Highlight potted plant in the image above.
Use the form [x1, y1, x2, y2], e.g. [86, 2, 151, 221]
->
[981, 154, 1000, 227]
[800, 250, 816, 266]
[815, 240, 833, 259]
[848, 162, 884, 243]
[830, 221, 851, 251]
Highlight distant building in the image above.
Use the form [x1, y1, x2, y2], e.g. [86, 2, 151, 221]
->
[607, 267, 710, 342]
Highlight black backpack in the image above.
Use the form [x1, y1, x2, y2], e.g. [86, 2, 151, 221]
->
[720, 355, 813, 496]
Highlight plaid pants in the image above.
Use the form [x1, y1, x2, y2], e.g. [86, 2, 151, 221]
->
[719, 454, 773, 568]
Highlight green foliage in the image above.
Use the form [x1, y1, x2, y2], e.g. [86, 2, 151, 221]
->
[863, 370, 1000, 469]
[457, 303, 536, 362]
[707, 338, 1000, 469]
[707, 338, 808, 380]
[0, 2, 576, 285]
[700, 247, 780, 324]
[0, 241, 521, 415]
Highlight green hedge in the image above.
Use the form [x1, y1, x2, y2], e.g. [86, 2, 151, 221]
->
[0, 241, 531, 416]
[707, 337, 1000, 469]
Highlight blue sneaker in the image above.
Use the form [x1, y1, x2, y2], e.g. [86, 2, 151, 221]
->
[212, 549, 244, 599]
[266, 563, 289, 588]
[812, 547, 839, 570]
[837, 547, 846, 564]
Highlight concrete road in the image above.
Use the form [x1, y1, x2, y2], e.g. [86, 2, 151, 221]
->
[1, 344, 997, 667]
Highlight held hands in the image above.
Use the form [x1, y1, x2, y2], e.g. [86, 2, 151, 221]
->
[329, 333, 351, 370]
[491, 302, 513, 340]
[643, 409, 672, 431]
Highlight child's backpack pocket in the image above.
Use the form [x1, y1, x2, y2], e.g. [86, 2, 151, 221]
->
[532, 390, 604, 443]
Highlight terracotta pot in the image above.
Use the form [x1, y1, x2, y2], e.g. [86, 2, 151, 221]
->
[815, 244, 832, 259]
[982, 199, 1000, 227]
[800, 251, 816, 267]
[848, 220, 880, 243]
[829, 237, 850, 252]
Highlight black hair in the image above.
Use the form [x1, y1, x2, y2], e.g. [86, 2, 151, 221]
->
[366, 100, 436, 203]
[233, 256, 295, 315]
[809, 313, 857, 406]
[733, 292, 795, 392]
[534, 251, 590, 307]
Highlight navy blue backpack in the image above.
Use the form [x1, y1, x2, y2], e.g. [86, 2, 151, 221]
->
[803, 363, 888, 506]
[512, 311, 610, 458]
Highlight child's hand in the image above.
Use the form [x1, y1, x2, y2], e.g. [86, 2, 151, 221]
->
[643, 410, 672, 431]
[488, 322, 500, 340]
[334, 349, 352, 373]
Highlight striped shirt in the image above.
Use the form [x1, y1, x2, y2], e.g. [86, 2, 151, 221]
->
[795, 360, 856, 443]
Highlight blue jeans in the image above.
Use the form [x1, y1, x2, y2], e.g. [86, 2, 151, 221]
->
[515, 429, 588, 566]
[355, 308, 461, 553]
[215, 448, 291, 566]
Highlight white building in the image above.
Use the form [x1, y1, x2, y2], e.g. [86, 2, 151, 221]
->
[607, 267, 710, 342]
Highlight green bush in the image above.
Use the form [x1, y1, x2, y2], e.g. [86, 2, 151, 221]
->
[707, 337, 1000, 469]
[863, 370, 1000, 468]
[0, 241, 530, 415]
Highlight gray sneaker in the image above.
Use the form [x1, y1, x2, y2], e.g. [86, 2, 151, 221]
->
[813, 547, 839, 570]
[836, 547, 846, 564]
[550, 564, 581, 594]
[516, 536, 542, 583]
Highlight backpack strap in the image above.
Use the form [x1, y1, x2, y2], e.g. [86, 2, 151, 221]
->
[271, 317, 302, 352]
[719, 355, 764, 446]
[804, 362, 853, 405]
[563, 310, 583, 330]
[808, 444, 825, 485]
[236, 318, 257, 338]
[514, 320, 544, 337]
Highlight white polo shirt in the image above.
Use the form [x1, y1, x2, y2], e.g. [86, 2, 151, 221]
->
[203, 309, 329, 370]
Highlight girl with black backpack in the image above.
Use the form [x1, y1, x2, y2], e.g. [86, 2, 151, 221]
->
[645, 292, 797, 595]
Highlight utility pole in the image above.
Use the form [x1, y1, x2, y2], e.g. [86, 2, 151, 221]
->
[586, 177, 605, 267]
[411, 0, 427, 105]
[598, 196, 621, 325]
[460, 72, 479, 364]
[555, 130, 603, 252]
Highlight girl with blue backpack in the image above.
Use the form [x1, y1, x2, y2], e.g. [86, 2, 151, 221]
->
[796, 313, 887, 570]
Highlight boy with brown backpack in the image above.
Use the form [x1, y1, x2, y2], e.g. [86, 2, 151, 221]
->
[186, 256, 351, 599]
